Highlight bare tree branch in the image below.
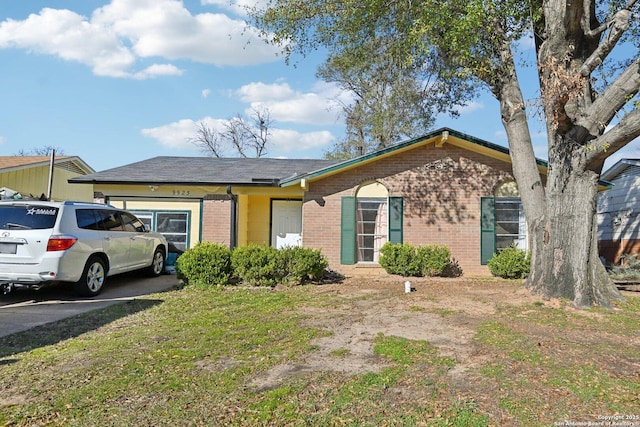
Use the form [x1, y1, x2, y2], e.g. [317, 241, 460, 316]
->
[190, 108, 273, 158]
[188, 121, 223, 157]
[223, 116, 250, 158]
[244, 107, 272, 157]
[15, 146, 64, 156]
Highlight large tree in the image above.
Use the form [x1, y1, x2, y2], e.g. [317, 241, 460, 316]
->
[319, 38, 473, 158]
[252, 0, 640, 307]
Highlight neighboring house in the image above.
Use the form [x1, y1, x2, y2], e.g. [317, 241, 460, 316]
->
[597, 158, 640, 265]
[0, 155, 94, 202]
[69, 128, 549, 276]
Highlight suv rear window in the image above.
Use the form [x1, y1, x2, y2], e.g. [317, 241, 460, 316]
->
[0, 205, 59, 230]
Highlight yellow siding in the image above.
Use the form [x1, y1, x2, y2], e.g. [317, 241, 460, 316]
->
[246, 195, 271, 245]
[90, 183, 302, 249]
[237, 194, 249, 246]
[0, 166, 93, 201]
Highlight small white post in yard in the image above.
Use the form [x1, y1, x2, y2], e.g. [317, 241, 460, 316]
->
[404, 281, 412, 293]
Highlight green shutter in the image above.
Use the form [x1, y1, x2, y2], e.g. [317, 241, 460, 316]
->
[340, 196, 356, 264]
[388, 197, 403, 244]
[480, 197, 496, 265]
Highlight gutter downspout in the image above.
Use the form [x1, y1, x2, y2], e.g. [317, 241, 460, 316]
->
[227, 185, 238, 250]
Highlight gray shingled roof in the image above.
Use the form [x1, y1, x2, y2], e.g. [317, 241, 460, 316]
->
[69, 156, 340, 186]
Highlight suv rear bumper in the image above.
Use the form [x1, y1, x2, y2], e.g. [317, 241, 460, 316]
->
[0, 254, 82, 284]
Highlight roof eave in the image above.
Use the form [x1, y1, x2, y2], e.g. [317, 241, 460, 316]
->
[281, 127, 550, 187]
[68, 179, 282, 187]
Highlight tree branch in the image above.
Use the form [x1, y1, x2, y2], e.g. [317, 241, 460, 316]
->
[582, 59, 640, 133]
[189, 121, 223, 158]
[586, 108, 640, 166]
[580, 3, 636, 76]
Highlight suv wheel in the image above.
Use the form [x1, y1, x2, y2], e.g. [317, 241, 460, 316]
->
[146, 247, 166, 277]
[74, 256, 106, 297]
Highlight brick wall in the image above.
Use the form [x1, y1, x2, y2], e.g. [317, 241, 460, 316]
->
[201, 198, 231, 246]
[303, 144, 515, 276]
[598, 239, 640, 266]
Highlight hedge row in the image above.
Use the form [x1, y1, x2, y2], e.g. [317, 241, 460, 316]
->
[175, 242, 328, 287]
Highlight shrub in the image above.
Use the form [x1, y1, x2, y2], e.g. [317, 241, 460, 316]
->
[175, 242, 232, 287]
[487, 245, 530, 279]
[278, 246, 328, 286]
[231, 244, 281, 286]
[379, 242, 453, 277]
[441, 258, 464, 277]
[609, 253, 640, 280]
[379, 242, 422, 276]
[417, 244, 451, 277]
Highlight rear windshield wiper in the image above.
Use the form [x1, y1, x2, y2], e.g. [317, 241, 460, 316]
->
[4, 222, 32, 230]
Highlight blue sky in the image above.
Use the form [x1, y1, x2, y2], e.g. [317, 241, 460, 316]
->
[0, 0, 637, 173]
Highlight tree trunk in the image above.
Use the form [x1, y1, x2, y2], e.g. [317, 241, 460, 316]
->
[524, 136, 623, 308]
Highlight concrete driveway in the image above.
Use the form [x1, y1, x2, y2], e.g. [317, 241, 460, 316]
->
[0, 273, 180, 338]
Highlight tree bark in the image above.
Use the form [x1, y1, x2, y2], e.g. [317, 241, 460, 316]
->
[520, 0, 627, 307]
[525, 138, 622, 307]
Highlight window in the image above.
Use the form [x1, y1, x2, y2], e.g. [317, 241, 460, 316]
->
[0, 205, 59, 230]
[120, 212, 146, 232]
[480, 181, 528, 264]
[98, 210, 123, 231]
[495, 198, 526, 251]
[341, 182, 402, 265]
[131, 210, 190, 251]
[356, 198, 388, 262]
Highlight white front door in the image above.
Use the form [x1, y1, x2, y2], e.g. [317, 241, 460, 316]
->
[271, 200, 303, 249]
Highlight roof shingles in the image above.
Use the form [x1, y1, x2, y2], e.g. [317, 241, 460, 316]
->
[70, 157, 340, 185]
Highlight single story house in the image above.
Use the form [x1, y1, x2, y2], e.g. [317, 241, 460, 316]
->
[70, 128, 549, 276]
[597, 158, 640, 265]
[0, 155, 94, 201]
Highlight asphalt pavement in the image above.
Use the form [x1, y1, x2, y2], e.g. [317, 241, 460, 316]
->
[0, 272, 180, 338]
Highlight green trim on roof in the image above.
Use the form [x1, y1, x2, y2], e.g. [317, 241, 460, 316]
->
[280, 127, 613, 189]
[279, 127, 550, 187]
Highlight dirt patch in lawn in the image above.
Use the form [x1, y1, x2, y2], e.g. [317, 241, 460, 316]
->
[249, 276, 639, 424]
[250, 276, 542, 389]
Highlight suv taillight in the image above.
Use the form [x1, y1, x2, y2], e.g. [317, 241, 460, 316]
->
[47, 236, 78, 251]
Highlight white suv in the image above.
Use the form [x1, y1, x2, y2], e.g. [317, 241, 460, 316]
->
[0, 200, 168, 297]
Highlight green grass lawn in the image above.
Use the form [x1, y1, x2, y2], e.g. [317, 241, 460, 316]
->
[0, 283, 638, 426]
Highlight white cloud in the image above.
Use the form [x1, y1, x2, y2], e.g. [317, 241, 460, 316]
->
[202, 88, 211, 98]
[456, 101, 484, 115]
[133, 64, 184, 79]
[141, 119, 203, 149]
[235, 81, 346, 125]
[201, 0, 266, 17]
[142, 116, 336, 155]
[0, 136, 5, 145]
[269, 129, 335, 153]
[0, 0, 281, 79]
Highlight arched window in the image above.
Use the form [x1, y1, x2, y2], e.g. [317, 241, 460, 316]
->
[356, 182, 389, 263]
[340, 183, 402, 265]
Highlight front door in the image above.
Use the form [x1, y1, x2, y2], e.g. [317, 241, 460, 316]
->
[271, 200, 302, 249]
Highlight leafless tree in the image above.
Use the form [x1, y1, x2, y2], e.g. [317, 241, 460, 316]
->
[190, 122, 223, 157]
[190, 107, 273, 158]
[15, 146, 64, 156]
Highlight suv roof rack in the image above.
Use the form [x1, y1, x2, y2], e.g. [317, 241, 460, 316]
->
[62, 201, 110, 206]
